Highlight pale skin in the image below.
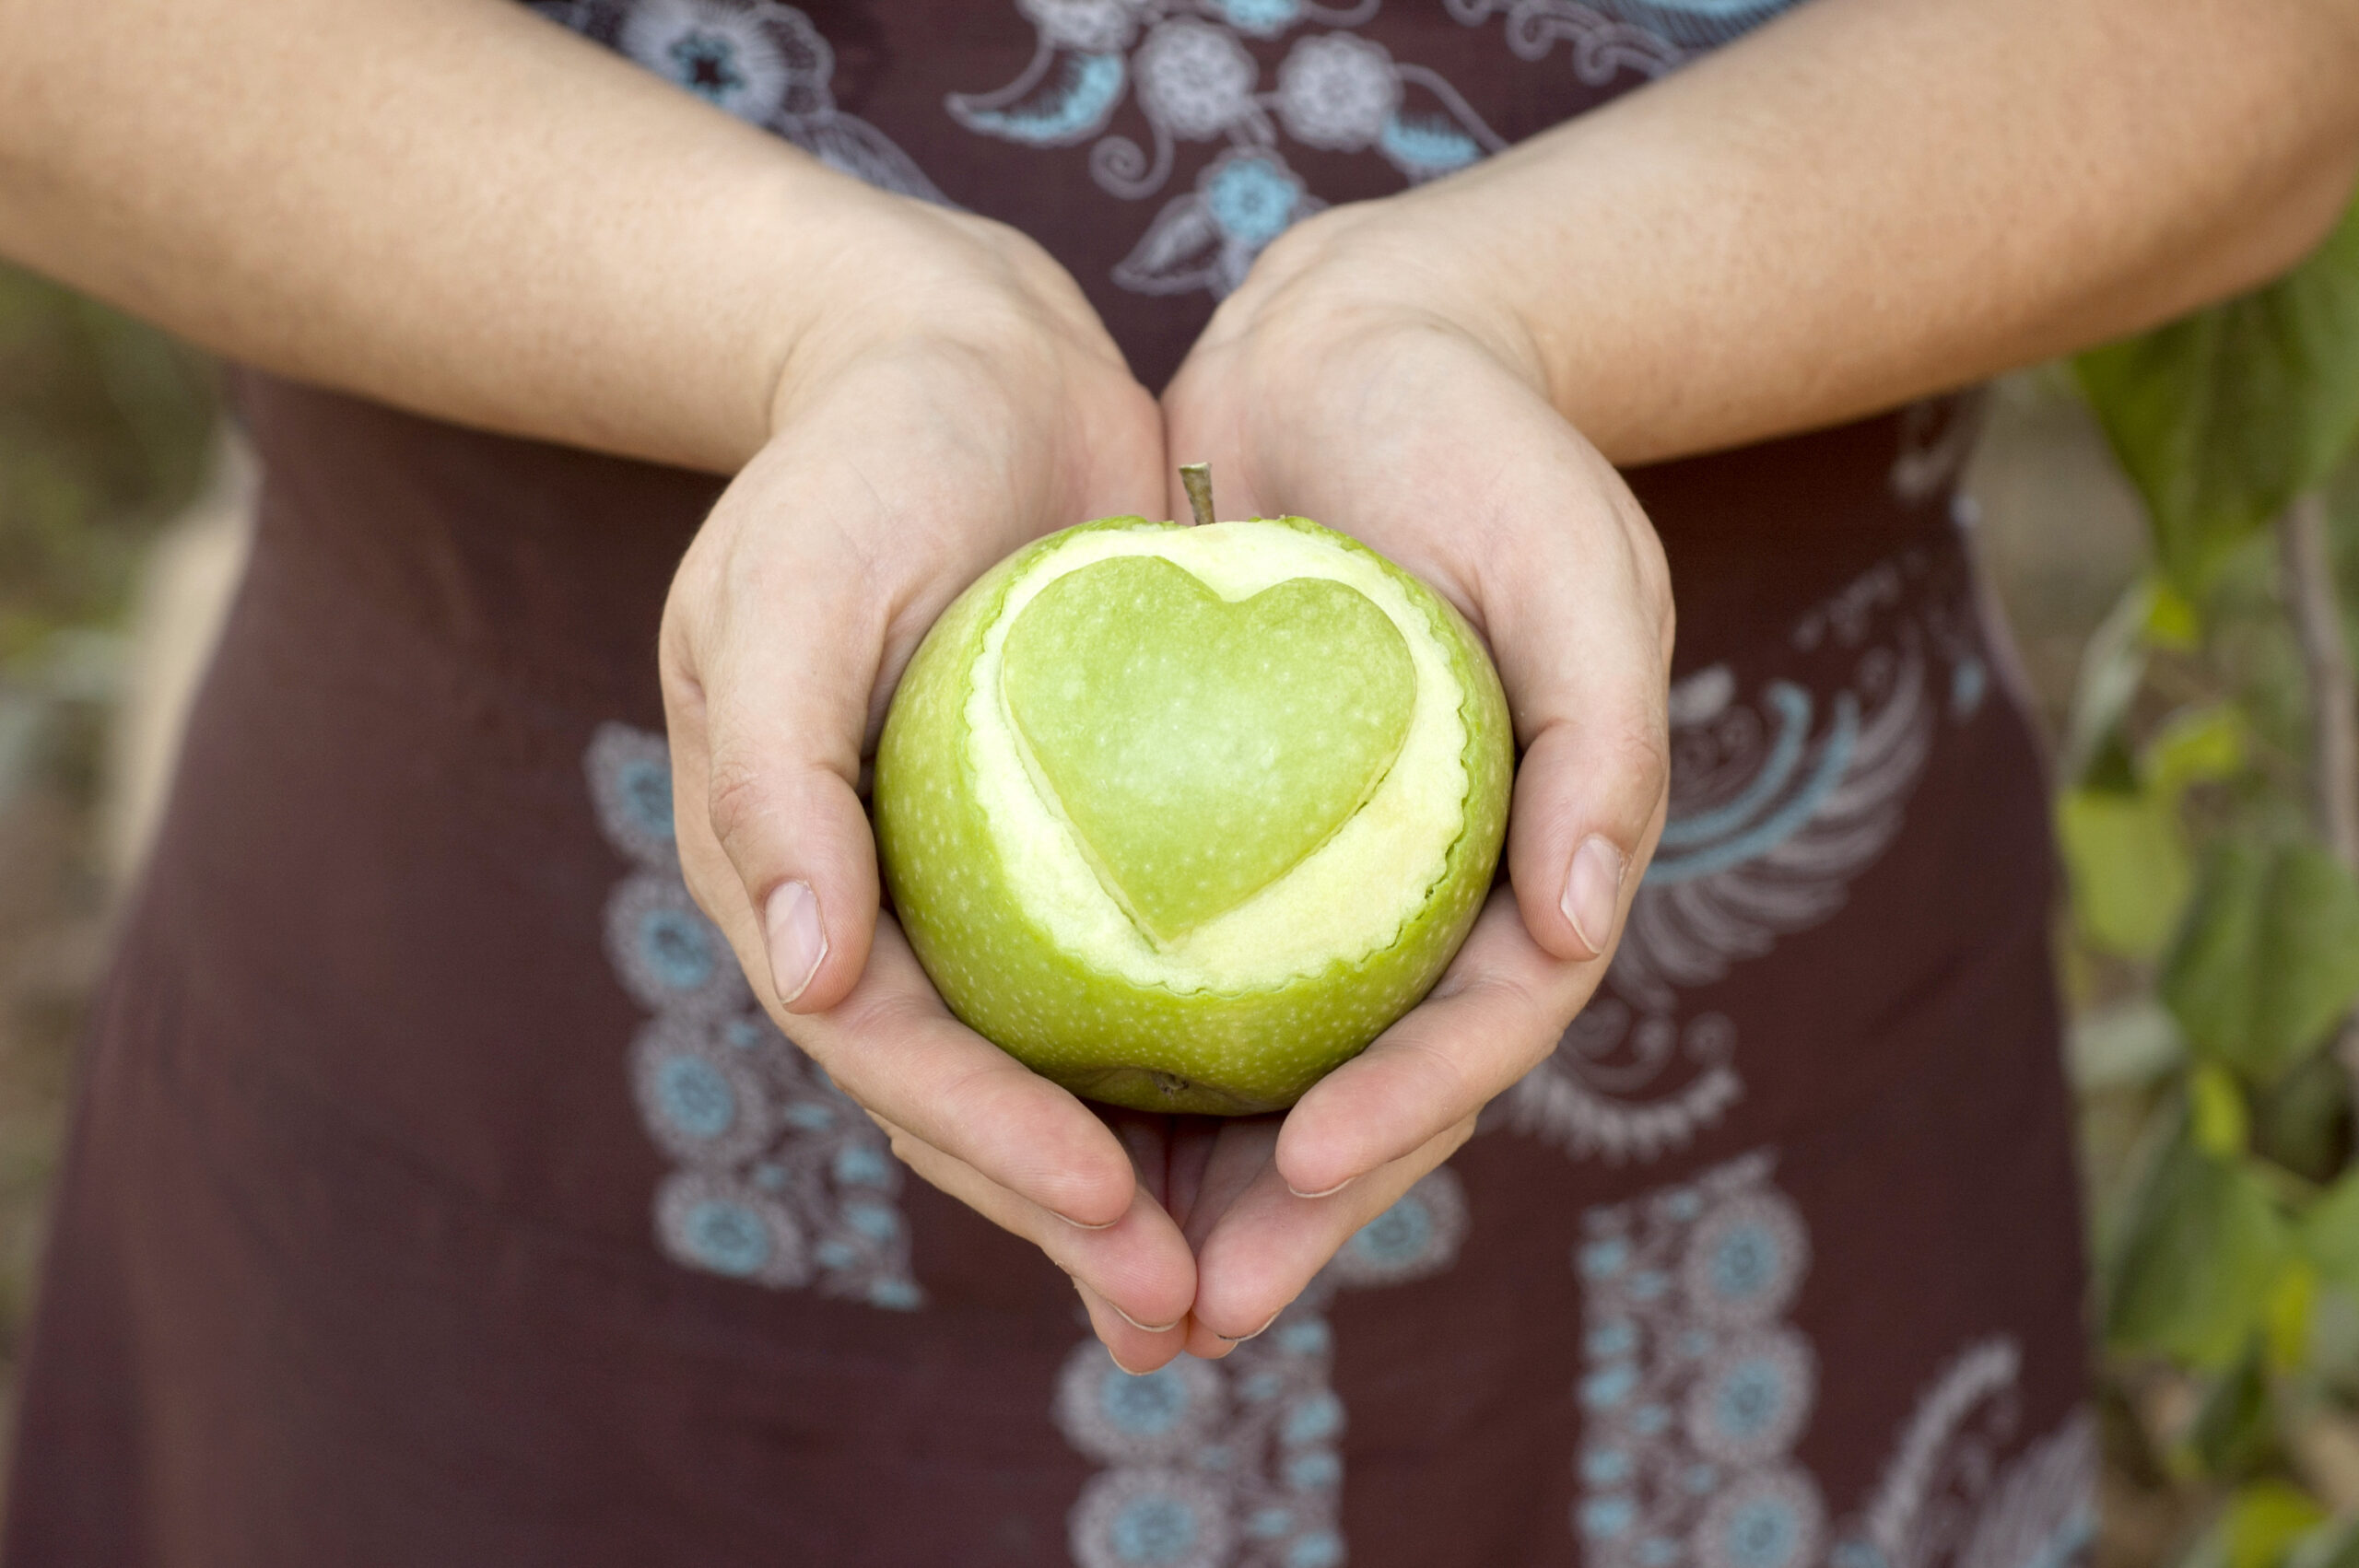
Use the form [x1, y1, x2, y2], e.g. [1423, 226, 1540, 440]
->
[5, 0, 2356, 1375]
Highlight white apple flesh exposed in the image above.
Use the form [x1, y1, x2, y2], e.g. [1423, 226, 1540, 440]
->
[874, 513, 1512, 1115]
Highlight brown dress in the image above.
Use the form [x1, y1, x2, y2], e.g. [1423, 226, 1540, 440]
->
[6, 4, 2093, 1565]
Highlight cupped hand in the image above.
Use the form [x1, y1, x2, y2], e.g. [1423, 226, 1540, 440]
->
[1156, 199, 1676, 1359]
[659, 195, 1193, 1369]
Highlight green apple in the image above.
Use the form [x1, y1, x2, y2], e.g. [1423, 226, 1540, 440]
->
[874, 508, 1512, 1116]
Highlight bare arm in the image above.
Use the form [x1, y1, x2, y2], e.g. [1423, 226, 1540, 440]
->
[0, 0, 1049, 473]
[1227, 0, 2359, 466]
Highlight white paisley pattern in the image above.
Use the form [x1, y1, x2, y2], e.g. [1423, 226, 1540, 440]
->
[585, 723, 923, 1308]
[1506, 530, 1991, 1165]
[537, 0, 949, 201]
[1835, 1353, 2098, 1568]
[1057, 1167, 1468, 1568]
[1579, 1155, 2095, 1568]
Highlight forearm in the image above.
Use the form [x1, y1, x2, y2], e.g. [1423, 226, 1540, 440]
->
[1349, 0, 2359, 465]
[0, 0, 913, 472]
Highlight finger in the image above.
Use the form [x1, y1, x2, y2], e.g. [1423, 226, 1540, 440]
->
[1477, 453, 1674, 965]
[877, 1117, 1197, 1373]
[1075, 1281, 1191, 1376]
[1157, 371, 1272, 526]
[789, 919, 1142, 1228]
[1272, 885, 1623, 1199]
[1069, 375, 1174, 526]
[663, 448, 886, 1017]
[1181, 1116, 1477, 1356]
[1099, 1106, 1177, 1210]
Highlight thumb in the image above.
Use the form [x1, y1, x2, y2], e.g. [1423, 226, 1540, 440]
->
[660, 508, 883, 1019]
[1489, 494, 1674, 965]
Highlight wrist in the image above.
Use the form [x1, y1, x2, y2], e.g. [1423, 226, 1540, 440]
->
[749, 183, 946, 443]
[757, 198, 1126, 447]
[1216, 194, 1555, 405]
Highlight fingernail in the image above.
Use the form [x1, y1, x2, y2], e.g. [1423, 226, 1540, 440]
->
[1111, 1303, 1183, 1335]
[1216, 1310, 1283, 1344]
[1109, 1349, 1150, 1376]
[1285, 1177, 1354, 1200]
[764, 881, 827, 1006]
[1055, 1211, 1119, 1232]
[1561, 836, 1628, 957]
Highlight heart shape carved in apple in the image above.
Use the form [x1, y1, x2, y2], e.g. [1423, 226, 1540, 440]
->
[1001, 555, 1417, 946]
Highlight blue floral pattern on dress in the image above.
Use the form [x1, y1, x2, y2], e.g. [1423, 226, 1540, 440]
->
[1577, 1155, 2096, 1568]
[1444, 0, 1803, 81]
[947, 0, 1815, 298]
[538, 0, 950, 202]
[536, 0, 1816, 298]
[1578, 1152, 1822, 1568]
[1057, 1167, 1467, 1568]
[949, 2, 1508, 297]
[586, 722, 922, 1308]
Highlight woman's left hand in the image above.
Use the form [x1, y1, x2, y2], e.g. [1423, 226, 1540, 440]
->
[1154, 199, 1677, 1358]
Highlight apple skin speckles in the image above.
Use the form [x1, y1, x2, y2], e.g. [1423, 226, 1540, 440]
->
[874, 515, 1513, 1116]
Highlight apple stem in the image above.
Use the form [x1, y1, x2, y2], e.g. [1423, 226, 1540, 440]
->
[1179, 463, 1215, 529]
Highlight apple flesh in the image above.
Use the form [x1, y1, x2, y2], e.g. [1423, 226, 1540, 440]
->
[874, 514, 1512, 1115]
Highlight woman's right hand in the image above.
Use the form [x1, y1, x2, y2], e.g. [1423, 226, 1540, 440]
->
[658, 197, 1196, 1369]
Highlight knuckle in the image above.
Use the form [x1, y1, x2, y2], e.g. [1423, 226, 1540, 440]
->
[1394, 1035, 1483, 1119]
[656, 649, 701, 716]
[656, 610, 710, 712]
[702, 750, 780, 860]
[1466, 966, 1547, 1036]
[830, 990, 928, 1071]
[1602, 711, 1672, 804]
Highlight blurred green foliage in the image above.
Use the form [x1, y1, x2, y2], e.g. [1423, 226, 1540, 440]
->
[0, 263, 217, 807]
[0, 264, 216, 669]
[2069, 203, 2359, 1563]
[2079, 205, 2359, 596]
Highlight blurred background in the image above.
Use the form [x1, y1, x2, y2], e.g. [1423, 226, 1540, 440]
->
[0, 248, 2353, 1563]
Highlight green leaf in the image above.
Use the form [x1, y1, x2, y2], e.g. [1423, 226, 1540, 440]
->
[2108, 1126, 2294, 1367]
[2148, 579, 2206, 649]
[2265, 1258, 2318, 1373]
[2076, 202, 2359, 592]
[2060, 787, 2193, 958]
[2192, 1063, 2252, 1158]
[2253, 1050, 2352, 1184]
[2303, 1166, 2359, 1294]
[2162, 839, 2359, 1082]
[2061, 578, 2157, 786]
[2145, 704, 2248, 799]
[2285, 1517, 2359, 1568]
[2187, 1345, 2273, 1479]
[2224, 1482, 2329, 1568]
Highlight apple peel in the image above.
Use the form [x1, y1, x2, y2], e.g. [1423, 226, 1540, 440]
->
[875, 514, 1512, 1115]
